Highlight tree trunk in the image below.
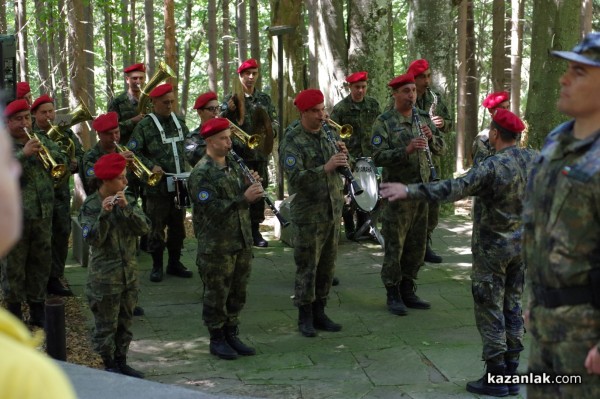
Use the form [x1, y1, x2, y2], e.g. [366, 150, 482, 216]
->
[164, 0, 178, 111]
[181, 0, 192, 114]
[222, 0, 231, 94]
[581, 0, 592, 35]
[510, 0, 524, 116]
[48, 3, 58, 97]
[0, 0, 6, 34]
[15, 0, 27, 81]
[121, 0, 130, 69]
[207, 0, 218, 92]
[237, 0, 248, 62]
[525, 0, 581, 149]
[144, 0, 156, 77]
[57, 0, 69, 108]
[491, 0, 505, 91]
[347, 0, 393, 107]
[33, 0, 51, 94]
[249, 0, 261, 90]
[129, 0, 136, 67]
[84, 2, 96, 118]
[104, 2, 114, 101]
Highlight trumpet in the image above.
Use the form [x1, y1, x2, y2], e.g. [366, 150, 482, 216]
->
[24, 128, 67, 180]
[321, 121, 364, 196]
[229, 123, 261, 150]
[326, 118, 353, 139]
[114, 142, 163, 186]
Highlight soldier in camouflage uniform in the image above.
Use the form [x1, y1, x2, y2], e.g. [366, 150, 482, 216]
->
[79, 153, 150, 378]
[406, 59, 453, 264]
[184, 91, 219, 167]
[16, 81, 32, 105]
[380, 108, 535, 397]
[128, 83, 193, 282]
[31, 94, 84, 297]
[221, 58, 277, 247]
[371, 74, 444, 317]
[524, 33, 600, 398]
[107, 63, 147, 144]
[472, 91, 510, 167]
[1, 99, 68, 326]
[188, 118, 263, 360]
[330, 71, 381, 240]
[279, 89, 346, 338]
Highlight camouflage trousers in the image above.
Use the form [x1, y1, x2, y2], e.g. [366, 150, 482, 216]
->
[380, 200, 428, 286]
[197, 249, 252, 330]
[145, 194, 186, 253]
[471, 252, 525, 361]
[293, 221, 340, 307]
[246, 160, 268, 224]
[1, 217, 52, 303]
[86, 282, 138, 360]
[51, 194, 72, 279]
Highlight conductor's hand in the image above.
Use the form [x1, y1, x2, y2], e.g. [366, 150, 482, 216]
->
[337, 141, 349, 157]
[244, 182, 263, 203]
[379, 182, 408, 201]
[227, 98, 236, 112]
[324, 152, 348, 174]
[431, 116, 445, 129]
[23, 138, 42, 157]
[406, 137, 428, 155]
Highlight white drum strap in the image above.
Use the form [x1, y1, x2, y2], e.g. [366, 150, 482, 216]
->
[149, 112, 184, 174]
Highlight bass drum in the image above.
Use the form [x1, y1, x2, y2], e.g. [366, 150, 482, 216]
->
[350, 157, 379, 213]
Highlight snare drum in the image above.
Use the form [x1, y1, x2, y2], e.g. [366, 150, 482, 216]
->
[167, 173, 191, 209]
[351, 157, 379, 213]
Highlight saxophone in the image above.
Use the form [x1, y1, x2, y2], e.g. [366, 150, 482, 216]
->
[428, 88, 438, 119]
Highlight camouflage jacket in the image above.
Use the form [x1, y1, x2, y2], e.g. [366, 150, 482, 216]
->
[472, 129, 494, 167]
[81, 143, 130, 195]
[371, 108, 444, 184]
[279, 123, 344, 224]
[127, 113, 190, 196]
[330, 95, 381, 159]
[107, 91, 140, 144]
[79, 191, 150, 287]
[221, 90, 277, 162]
[524, 121, 600, 303]
[408, 145, 537, 259]
[13, 134, 68, 220]
[184, 125, 206, 168]
[415, 88, 453, 133]
[187, 154, 252, 254]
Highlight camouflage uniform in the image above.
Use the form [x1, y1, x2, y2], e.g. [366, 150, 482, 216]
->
[107, 92, 140, 144]
[187, 154, 253, 329]
[407, 145, 537, 364]
[330, 95, 381, 159]
[371, 108, 444, 286]
[184, 125, 206, 168]
[221, 91, 277, 224]
[79, 191, 150, 361]
[472, 129, 493, 167]
[524, 121, 600, 398]
[81, 144, 137, 197]
[1, 135, 67, 305]
[279, 123, 344, 306]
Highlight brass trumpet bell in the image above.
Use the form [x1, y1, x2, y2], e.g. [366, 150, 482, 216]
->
[326, 118, 353, 139]
[114, 141, 162, 186]
[229, 123, 261, 149]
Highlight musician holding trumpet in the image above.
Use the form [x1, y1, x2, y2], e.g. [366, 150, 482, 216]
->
[108, 63, 147, 144]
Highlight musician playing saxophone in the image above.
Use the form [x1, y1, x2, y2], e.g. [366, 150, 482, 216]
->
[107, 63, 147, 145]
[371, 73, 444, 317]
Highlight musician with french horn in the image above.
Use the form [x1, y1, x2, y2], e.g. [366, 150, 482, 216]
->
[128, 83, 193, 283]
[31, 94, 85, 297]
[107, 63, 147, 145]
[371, 73, 444, 317]
[1, 99, 68, 327]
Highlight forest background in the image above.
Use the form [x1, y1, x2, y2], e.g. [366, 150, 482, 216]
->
[5, 0, 600, 198]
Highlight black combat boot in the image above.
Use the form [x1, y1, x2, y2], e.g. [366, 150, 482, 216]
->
[102, 356, 121, 374]
[342, 206, 355, 240]
[466, 360, 509, 397]
[28, 301, 45, 328]
[251, 222, 268, 247]
[298, 304, 317, 337]
[133, 306, 145, 316]
[209, 328, 238, 360]
[400, 279, 431, 309]
[386, 285, 408, 315]
[115, 355, 145, 379]
[224, 325, 256, 356]
[166, 248, 193, 278]
[424, 237, 443, 263]
[332, 276, 340, 286]
[312, 299, 342, 332]
[150, 250, 164, 282]
[47, 276, 74, 296]
[6, 302, 22, 320]
[505, 359, 520, 395]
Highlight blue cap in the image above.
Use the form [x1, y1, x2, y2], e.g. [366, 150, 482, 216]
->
[552, 32, 600, 67]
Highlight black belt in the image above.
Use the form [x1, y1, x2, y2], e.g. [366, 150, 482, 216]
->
[533, 284, 594, 308]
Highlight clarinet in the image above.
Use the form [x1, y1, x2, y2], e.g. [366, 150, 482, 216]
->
[229, 149, 290, 228]
[321, 121, 364, 196]
[411, 106, 439, 182]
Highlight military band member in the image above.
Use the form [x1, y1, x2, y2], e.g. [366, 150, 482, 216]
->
[371, 73, 444, 317]
[108, 63, 147, 145]
[188, 118, 262, 360]
[221, 58, 277, 247]
[184, 91, 219, 167]
[31, 94, 84, 297]
[16, 82, 32, 105]
[473, 91, 510, 166]
[1, 99, 68, 326]
[279, 89, 345, 338]
[128, 83, 193, 282]
[79, 153, 150, 378]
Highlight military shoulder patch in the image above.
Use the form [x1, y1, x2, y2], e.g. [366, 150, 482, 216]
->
[284, 155, 296, 168]
[372, 135, 383, 146]
[82, 225, 90, 238]
[127, 140, 138, 150]
[86, 166, 95, 177]
[198, 190, 210, 201]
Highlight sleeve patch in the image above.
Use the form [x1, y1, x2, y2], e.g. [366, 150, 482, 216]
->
[285, 156, 296, 168]
[127, 139, 138, 150]
[82, 225, 90, 238]
[372, 135, 383, 146]
[198, 190, 210, 201]
[86, 166, 95, 177]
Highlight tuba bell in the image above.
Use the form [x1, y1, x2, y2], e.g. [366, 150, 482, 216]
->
[137, 61, 176, 114]
[47, 100, 93, 160]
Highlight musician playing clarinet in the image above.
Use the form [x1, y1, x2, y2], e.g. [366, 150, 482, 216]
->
[279, 89, 346, 338]
[370, 73, 444, 317]
[187, 117, 263, 360]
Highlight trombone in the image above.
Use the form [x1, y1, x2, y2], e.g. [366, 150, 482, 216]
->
[229, 123, 261, 149]
[114, 141, 163, 186]
[24, 128, 67, 180]
[326, 118, 353, 139]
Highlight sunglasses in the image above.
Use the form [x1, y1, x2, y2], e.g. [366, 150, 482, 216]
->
[202, 106, 220, 112]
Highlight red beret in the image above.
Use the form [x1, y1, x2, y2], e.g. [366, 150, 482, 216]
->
[482, 91, 510, 110]
[124, 63, 146, 73]
[149, 83, 173, 98]
[94, 153, 127, 180]
[388, 73, 415, 89]
[92, 112, 119, 133]
[16, 82, 31, 99]
[406, 59, 430, 77]
[31, 94, 54, 111]
[294, 89, 324, 112]
[237, 58, 259, 74]
[492, 108, 525, 134]
[346, 71, 368, 83]
[193, 91, 218, 110]
[200, 117, 230, 138]
[4, 99, 30, 117]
